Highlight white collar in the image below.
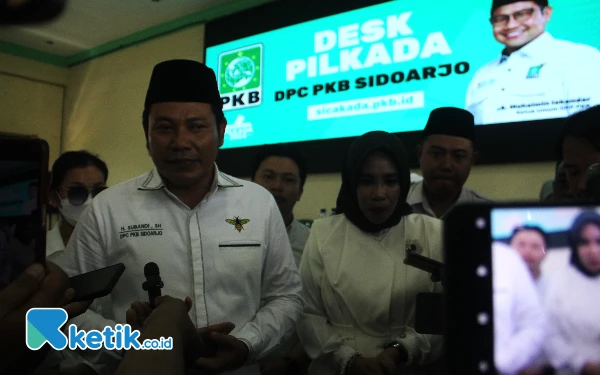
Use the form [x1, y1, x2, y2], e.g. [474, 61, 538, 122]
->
[500, 31, 553, 62]
[408, 181, 467, 213]
[286, 215, 296, 231]
[139, 163, 242, 191]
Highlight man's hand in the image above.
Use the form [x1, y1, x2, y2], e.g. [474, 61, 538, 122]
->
[0, 262, 93, 373]
[126, 296, 192, 331]
[196, 322, 236, 357]
[193, 333, 249, 374]
[116, 296, 204, 375]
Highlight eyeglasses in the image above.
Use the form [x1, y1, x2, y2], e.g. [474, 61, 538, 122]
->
[259, 172, 300, 188]
[60, 186, 107, 205]
[490, 8, 537, 26]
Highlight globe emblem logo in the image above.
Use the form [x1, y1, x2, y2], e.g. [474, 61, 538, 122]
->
[225, 56, 256, 89]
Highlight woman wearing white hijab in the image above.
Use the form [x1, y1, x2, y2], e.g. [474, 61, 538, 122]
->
[542, 212, 600, 375]
[297, 131, 444, 375]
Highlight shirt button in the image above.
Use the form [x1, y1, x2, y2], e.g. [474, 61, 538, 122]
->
[508, 69, 512, 72]
[502, 88, 505, 91]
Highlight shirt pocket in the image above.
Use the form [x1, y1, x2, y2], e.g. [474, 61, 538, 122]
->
[217, 240, 263, 279]
[218, 240, 262, 250]
[507, 74, 556, 98]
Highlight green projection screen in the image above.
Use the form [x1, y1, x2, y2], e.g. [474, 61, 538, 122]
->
[205, 0, 600, 150]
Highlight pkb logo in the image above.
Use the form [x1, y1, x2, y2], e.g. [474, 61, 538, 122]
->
[218, 44, 263, 111]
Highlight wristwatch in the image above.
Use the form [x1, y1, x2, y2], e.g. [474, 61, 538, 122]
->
[385, 342, 409, 364]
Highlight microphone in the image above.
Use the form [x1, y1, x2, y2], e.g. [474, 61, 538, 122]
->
[142, 262, 164, 308]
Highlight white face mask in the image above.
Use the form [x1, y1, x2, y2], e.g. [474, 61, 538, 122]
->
[59, 196, 91, 226]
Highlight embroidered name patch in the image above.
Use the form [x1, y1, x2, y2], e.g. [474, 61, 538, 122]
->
[119, 223, 163, 239]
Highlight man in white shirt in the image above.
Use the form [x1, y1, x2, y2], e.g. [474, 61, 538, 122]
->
[407, 107, 490, 219]
[57, 60, 303, 375]
[492, 242, 546, 375]
[251, 144, 311, 375]
[509, 226, 547, 280]
[466, 0, 600, 125]
[251, 144, 310, 268]
[558, 105, 600, 198]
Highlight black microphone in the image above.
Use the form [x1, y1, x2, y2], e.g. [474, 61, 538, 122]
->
[142, 262, 164, 308]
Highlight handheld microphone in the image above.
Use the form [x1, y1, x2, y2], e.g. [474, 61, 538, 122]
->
[142, 262, 164, 308]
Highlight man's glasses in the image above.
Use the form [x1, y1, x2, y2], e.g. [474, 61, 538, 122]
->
[490, 8, 537, 26]
[61, 186, 107, 205]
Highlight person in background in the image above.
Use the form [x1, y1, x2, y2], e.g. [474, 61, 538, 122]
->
[36, 151, 108, 375]
[558, 105, 600, 198]
[549, 161, 568, 202]
[509, 226, 547, 280]
[540, 161, 568, 202]
[46, 151, 108, 263]
[466, 0, 600, 125]
[492, 242, 546, 375]
[542, 212, 600, 375]
[408, 107, 490, 219]
[251, 144, 311, 375]
[298, 131, 443, 375]
[539, 180, 553, 201]
[410, 173, 423, 183]
[56, 60, 303, 375]
[252, 144, 310, 267]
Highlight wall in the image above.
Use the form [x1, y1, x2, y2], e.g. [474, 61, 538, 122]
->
[62, 25, 205, 186]
[0, 53, 68, 164]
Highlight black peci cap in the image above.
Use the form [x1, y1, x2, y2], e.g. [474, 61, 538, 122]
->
[144, 59, 222, 111]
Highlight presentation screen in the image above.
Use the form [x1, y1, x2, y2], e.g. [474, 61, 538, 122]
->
[205, 0, 600, 149]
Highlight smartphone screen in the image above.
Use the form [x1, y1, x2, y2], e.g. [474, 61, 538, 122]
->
[0, 138, 47, 289]
[490, 206, 600, 375]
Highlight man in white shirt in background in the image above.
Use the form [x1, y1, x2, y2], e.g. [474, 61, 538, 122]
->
[251, 144, 310, 268]
[509, 226, 547, 281]
[558, 105, 600, 199]
[57, 59, 303, 375]
[251, 144, 311, 375]
[492, 242, 546, 375]
[408, 107, 490, 219]
[466, 0, 600, 125]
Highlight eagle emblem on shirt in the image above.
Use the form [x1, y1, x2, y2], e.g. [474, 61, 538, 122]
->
[226, 216, 250, 232]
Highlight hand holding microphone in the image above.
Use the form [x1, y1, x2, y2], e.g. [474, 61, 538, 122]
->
[142, 262, 164, 308]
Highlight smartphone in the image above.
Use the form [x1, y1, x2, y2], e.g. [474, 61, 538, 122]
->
[0, 137, 49, 288]
[445, 202, 600, 375]
[69, 263, 126, 302]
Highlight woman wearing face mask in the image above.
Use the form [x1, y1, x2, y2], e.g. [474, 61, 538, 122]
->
[33, 151, 108, 375]
[46, 151, 108, 263]
[542, 212, 600, 375]
[297, 131, 444, 375]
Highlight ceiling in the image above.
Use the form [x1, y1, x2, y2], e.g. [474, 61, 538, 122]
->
[0, 0, 274, 67]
